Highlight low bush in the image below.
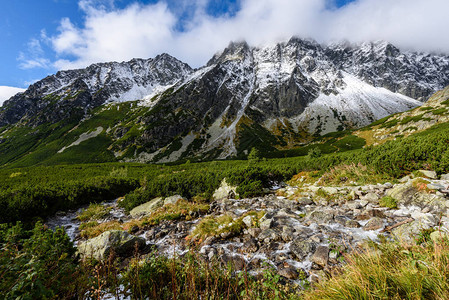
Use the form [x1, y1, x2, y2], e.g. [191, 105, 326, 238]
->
[0, 222, 80, 299]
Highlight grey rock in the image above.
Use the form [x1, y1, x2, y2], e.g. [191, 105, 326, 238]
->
[363, 217, 384, 231]
[311, 246, 329, 267]
[278, 266, 299, 280]
[305, 209, 335, 224]
[418, 170, 437, 179]
[411, 211, 436, 226]
[399, 176, 411, 183]
[362, 193, 380, 203]
[430, 230, 448, 243]
[346, 220, 361, 228]
[247, 228, 262, 238]
[290, 239, 316, 260]
[321, 187, 338, 195]
[77, 230, 146, 260]
[391, 220, 431, 244]
[281, 226, 295, 242]
[427, 183, 445, 190]
[222, 255, 246, 271]
[347, 202, 362, 210]
[163, 195, 185, 206]
[129, 197, 164, 218]
[242, 238, 258, 253]
[359, 200, 369, 207]
[440, 174, 449, 181]
[213, 179, 238, 201]
[260, 218, 273, 230]
[258, 229, 280, 242]
[242, 215, 253, 228]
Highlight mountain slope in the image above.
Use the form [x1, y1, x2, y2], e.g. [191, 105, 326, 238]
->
[0, 38, 448, 166]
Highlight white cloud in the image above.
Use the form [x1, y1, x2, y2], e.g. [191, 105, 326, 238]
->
[0, 86, 26, 106]
[43, 0, 449, 70]
[18, 37, 51, 69]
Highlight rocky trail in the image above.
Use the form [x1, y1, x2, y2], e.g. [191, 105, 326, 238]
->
[47, 170, 449, 285]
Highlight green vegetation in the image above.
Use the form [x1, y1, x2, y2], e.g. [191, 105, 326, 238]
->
[432, 107, 448, 115]
[0, 176, 139, 223]
[0, 222, 79, 299]
[248, 147, 262, 161]
[3, 117, 449, 223]
[379, 196, 398, 209]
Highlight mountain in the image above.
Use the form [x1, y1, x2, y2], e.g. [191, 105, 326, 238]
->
[0, 38, 448, 166]
[0, 53, 192, 127]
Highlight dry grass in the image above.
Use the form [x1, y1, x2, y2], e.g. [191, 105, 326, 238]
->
[303, 238, 449, 300]
[141, 199, 210, 226]
[288, 171, 320, 187]
[77, 203, 111, 222]
[318, 163, 390, 186]
[79, 221, 122, 239]
[412, 178, 432, 193]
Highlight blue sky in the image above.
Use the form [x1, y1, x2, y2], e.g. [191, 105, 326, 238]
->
[0, 0, 351, 89]
[0, 0, 447, 94]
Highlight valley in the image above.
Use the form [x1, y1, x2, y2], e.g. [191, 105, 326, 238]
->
[1, 37, 449, 299]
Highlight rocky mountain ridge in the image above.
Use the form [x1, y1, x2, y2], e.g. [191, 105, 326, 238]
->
[1, 37, 448, 164]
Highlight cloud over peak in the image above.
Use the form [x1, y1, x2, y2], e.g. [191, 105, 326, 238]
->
[24, 0, 449, 71]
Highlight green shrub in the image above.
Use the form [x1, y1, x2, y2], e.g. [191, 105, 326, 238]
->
[0, 222, 80, 299]
[307, 147, 322, 159]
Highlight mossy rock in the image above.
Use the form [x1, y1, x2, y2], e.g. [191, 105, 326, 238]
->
[77, 230, 145, 260]
[129, 197, 164, 218]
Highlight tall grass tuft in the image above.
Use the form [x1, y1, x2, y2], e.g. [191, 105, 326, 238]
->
[304, 238, 449, 300]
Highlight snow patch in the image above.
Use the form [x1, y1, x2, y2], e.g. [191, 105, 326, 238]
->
[58, 127, 103, 153]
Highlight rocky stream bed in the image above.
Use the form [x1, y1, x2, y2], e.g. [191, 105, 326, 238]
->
[46, 170, 449, 285]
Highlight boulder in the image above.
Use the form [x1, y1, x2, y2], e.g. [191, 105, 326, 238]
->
[430, 230, 448, 243]
[427, 183, 445, 190]
[78, 230, 146, 260]
[164, 195, 185, 206]
[129, 197, 164, 218]
[305, 208, 335, 225]
[311, 246, 329, 268]
[363, 217, 384, 231]
[362, 193, 380, 204]
[386, 185, 415, 206]
[278, 266, 299, 280]
[440, 174, 449, 181]
[411, 211, 436, 227]
[213, 178, 238, 201]
[222, 255, 245, 270]
[347, 202, 362, 210]
[391, 220, 431, 244]
[258, 229, 280, 242]
[346, 220, 361, 228]
[259, 218, 273, 230]
[242, 215, 253, 228]
[418, 170, 437, 179]
[321, 187, 338, 195]
[290, 239, 316, 260]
